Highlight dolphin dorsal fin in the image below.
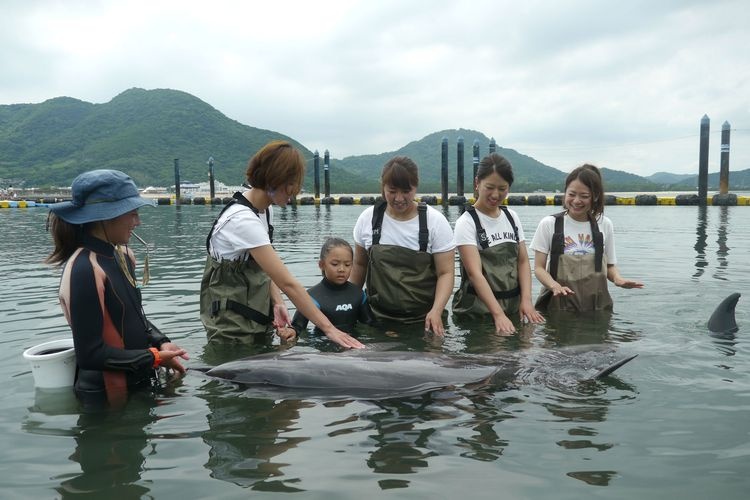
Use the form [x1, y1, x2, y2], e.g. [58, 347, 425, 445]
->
[593, 354, 638, 379]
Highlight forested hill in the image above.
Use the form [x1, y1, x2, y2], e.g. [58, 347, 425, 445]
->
[4, 87, 742, 193]
[0, 88, 357, 189]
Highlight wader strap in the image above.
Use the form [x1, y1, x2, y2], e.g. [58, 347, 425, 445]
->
[205, 191, 274, 254]
[371, 201, 428, 252]
[549, 211, 604, 279]
[371, 200, 387, 246]
[466, 206, 489, 249]
[211, 298, 271, 325]
[590, 216, 604, 273]
[500, 206, 520, 243]
[466, 206, 519, 250]
[467, 283, 521, 299]
[549, 212, 566, 280]
[417, 203, 428, 253]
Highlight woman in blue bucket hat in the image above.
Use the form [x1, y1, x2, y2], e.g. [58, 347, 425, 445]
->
[46, 169, 188, 409]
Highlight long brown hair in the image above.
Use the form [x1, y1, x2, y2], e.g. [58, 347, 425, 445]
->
[45, 213, 85, 265]
[564, 163, 605, 218]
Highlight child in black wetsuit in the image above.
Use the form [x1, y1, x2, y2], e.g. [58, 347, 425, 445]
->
[291, 237, 375, 337]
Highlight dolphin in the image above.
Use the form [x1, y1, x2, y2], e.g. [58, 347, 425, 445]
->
[707, 292, 741, 335]
[199, 347, 637, 400]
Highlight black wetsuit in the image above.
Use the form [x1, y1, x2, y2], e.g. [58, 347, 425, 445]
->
[59, 235, 170, 406]
[290, 278, 375, 335]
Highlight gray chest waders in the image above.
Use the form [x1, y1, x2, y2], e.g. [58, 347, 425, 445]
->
[366, 201, 437, 324]
[452, 206, 521, 316]
[535, 212, 613, 312]
[200, 192, 274, 342]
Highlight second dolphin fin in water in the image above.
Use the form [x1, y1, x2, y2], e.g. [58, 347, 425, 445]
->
[593, 354, 638, 379]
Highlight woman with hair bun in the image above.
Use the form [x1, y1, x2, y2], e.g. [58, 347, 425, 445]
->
[201, 140, 364, 349]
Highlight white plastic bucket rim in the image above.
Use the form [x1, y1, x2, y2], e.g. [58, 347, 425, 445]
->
[23, 338, 76, 389]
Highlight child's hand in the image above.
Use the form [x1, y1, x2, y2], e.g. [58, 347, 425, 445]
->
[276, 326, 297, 343]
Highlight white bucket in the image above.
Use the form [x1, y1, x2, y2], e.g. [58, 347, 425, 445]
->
[23, 338, 76, 389]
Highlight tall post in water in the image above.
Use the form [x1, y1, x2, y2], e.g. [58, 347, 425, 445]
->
[456, 137, 465, 197]
[698, 115, 710, 206]
[207, 156, 215, 199]
[314, 150, 321, 198]
[173, 158, 181, 205]
[720, 121, 731, 195]
[324, 149, 331, 198]
[472, 139, 480, 183]
[489, 137, 496, 154]
[441, 137, 449, 204]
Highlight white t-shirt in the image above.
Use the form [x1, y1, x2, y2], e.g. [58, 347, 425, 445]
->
[353, 204, 456, 253]
[208, 201, 273, 261]
[530, 213, 617, 265]
[454, 207, 526, 248]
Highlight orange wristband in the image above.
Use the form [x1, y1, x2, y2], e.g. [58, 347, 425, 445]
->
[149, 347, 162, 368]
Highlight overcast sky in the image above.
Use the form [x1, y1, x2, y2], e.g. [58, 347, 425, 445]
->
[2, 0, 748, 176]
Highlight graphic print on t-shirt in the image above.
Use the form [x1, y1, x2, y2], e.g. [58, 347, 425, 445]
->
[564, 233, 594, 255]
[489, 231, 517, 244]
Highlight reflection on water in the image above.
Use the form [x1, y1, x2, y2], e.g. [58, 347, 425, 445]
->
[2, 205, 749, 498]
[694, 206, 708, 279]
[200, 388, 312, 492]
[714, 206, 730, 280]
[694, 206, 732, 281]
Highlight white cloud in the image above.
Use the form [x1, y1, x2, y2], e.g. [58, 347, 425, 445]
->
[2, 0, 749, 176]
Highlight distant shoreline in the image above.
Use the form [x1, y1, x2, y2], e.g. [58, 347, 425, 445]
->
[5, 191, 749, 208]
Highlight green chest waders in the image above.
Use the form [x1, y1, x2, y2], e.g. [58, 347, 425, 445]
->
[535, 212, 613, 312]
[366, 201, 437, 324]
[452, 206, 521, 316]
[200, 192, 274, 342]
[200, 257, 272, 341]
[367, 244, 437, 323]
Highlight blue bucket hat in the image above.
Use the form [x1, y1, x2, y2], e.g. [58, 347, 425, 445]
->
[49, 169, 155, 224]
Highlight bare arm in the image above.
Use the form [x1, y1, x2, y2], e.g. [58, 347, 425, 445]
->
[517, 244, 544, 323]
[250, 245, 364, 348]
[424, 249, 455, 336]
[533, 250, 574, 297]
[607, 264, 644, 289]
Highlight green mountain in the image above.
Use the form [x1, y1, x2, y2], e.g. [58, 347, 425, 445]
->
[0, 88, 368, 190]
[334, 129, 571, 193]
[665, 170, 750, 190]
[6, 87, 741, 194]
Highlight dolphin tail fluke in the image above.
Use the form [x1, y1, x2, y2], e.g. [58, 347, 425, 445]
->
[707, 292, 741, 334]
[593, 354, 638, 379]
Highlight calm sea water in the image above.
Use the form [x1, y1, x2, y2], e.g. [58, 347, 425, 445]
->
[1, 204, 748, 499]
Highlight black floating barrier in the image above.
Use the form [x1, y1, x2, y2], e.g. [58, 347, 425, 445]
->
[635, 194, 657, 205]
[675, 194, 699, 206]
[712, 193, 737, 206]
[526, 195, 547, 206]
